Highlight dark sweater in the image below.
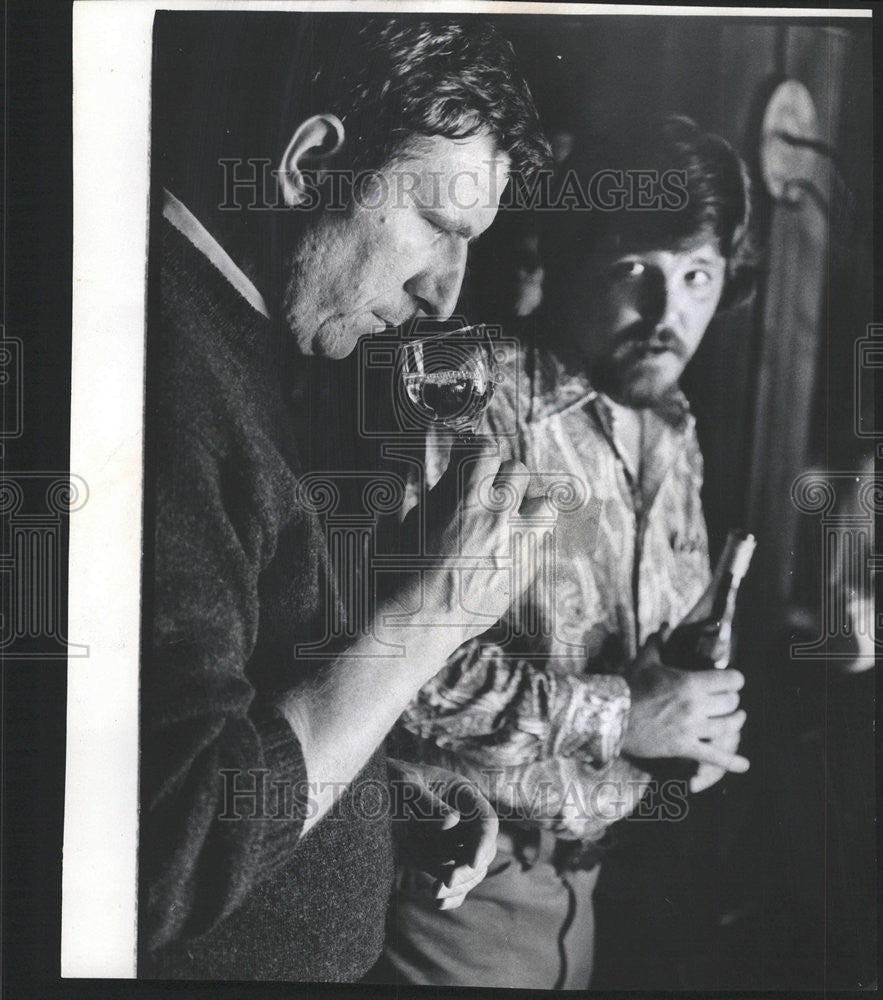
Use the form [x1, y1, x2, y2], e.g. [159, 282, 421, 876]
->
[138, 208, 393, 980]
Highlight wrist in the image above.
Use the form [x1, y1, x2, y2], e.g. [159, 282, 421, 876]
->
[369, 599, 464, 680]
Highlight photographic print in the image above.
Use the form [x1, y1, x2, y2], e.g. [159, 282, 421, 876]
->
[39, 2, 882, 995]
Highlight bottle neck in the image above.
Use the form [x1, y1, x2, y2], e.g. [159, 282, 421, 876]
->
[684, 531, 756, 627]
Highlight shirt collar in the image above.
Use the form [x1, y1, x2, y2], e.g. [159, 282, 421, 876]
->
[527, 344, 598, 421]
[162, 188, 270, 319]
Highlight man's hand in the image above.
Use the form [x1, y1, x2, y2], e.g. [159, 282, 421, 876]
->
[280, 440, 553, 837]
[689, 732, 743, 793]
[386, 437, 554, 647]
[389, 759, 498, 910]
[621, 632, 749, 775]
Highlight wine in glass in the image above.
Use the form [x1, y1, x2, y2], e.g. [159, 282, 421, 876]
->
[397, 324, 496, 437]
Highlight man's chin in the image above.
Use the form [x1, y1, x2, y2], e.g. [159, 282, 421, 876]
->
[306, 315, 383, 359]
[616, 385, 671, 409]
[597, 359, 681, 409]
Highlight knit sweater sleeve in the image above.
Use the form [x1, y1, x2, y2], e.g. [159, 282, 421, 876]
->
[140, 410, 309, 954]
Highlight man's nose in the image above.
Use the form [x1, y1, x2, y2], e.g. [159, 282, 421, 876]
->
[404, 239, 468, 319]
[638, 268, 680, 328]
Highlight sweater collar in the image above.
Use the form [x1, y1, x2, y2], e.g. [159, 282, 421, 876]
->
[162, 188, 270, 320]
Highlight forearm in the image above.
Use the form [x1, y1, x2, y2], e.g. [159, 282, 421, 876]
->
[278, 447, 551, 832]
[401, 638, 631, 769]
[143, 622, 451, 945]
[277, 612, 463, 834]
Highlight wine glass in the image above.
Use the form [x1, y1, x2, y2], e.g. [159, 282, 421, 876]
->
[396, 324, 497, 438]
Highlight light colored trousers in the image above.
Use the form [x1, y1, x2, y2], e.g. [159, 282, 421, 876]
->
[383, 828, 600, 990]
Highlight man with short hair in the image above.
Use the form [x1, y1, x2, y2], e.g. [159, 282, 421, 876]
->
[139, 14, 551, 981]
[382, 115, 755, 989]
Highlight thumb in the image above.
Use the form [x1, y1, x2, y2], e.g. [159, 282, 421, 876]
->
[689, 763, 725, 795]
[486, 459, 530, 514]
[516, 494, 559, 522]
[687, 741, 750, 773]
[440, 807, 461, 831]
[411, 778, 460, 830]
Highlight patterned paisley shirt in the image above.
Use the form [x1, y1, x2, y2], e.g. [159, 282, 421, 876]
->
[395, 338, 711, 840]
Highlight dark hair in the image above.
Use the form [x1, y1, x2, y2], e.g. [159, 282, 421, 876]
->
[305, 17, 551, 178]
[539, 115, 756, 310]
[152, 13, 550, 207]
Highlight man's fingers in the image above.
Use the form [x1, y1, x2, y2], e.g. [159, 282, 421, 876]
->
[689, 668, 744, 694]
[689, 763, 727, 794]
[710, 668, 745, 692]
[507, 496, 558, 602]
[515, 494, 557, 521]
[698, 709, 746, 740]
[400, 799, 462, 874]
[405, 776, 461, 828]
[450, 820, 497, 873]
[460, 439, 505, 507]
[484, 459, 530, 514]
[433, 865, 490, 907]
[470, 823, 499, 871]
[708, 691, 741, 716]
[436, 891, 470, 911]
[439, 807, 460, 831]
[687, 740, 750, 772]
[437, 779, 498, 870]
[444, 824, 496, 884]
[429, 435, 497, 516]
[436, 864, 488, 897]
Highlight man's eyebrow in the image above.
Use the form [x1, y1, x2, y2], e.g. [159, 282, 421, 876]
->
[690, 247, 723, 264]
[687, 250, 724, 265]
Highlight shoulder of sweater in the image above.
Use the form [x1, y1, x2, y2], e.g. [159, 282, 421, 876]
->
[149, 216, 301, 475]
[156, 213, 272, 367]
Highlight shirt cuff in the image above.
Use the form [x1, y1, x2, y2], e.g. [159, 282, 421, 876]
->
[551, 674, 630, 766]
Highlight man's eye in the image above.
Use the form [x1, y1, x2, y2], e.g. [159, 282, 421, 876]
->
[685, 269, 713, 288]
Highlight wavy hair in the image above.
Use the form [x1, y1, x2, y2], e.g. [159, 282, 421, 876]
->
[540, 115, 757, 310]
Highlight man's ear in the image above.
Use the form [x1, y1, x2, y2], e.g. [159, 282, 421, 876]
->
[278, 114, 345, 207]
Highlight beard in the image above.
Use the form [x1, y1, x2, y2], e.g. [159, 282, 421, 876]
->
[590, 322, 689, 408]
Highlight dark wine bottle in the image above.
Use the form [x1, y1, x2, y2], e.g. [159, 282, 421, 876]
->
[653, 529, 756, 784]
[661, 530, 756, 671]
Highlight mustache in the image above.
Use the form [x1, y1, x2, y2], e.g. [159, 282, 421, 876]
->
[613, 320, 688, 359]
